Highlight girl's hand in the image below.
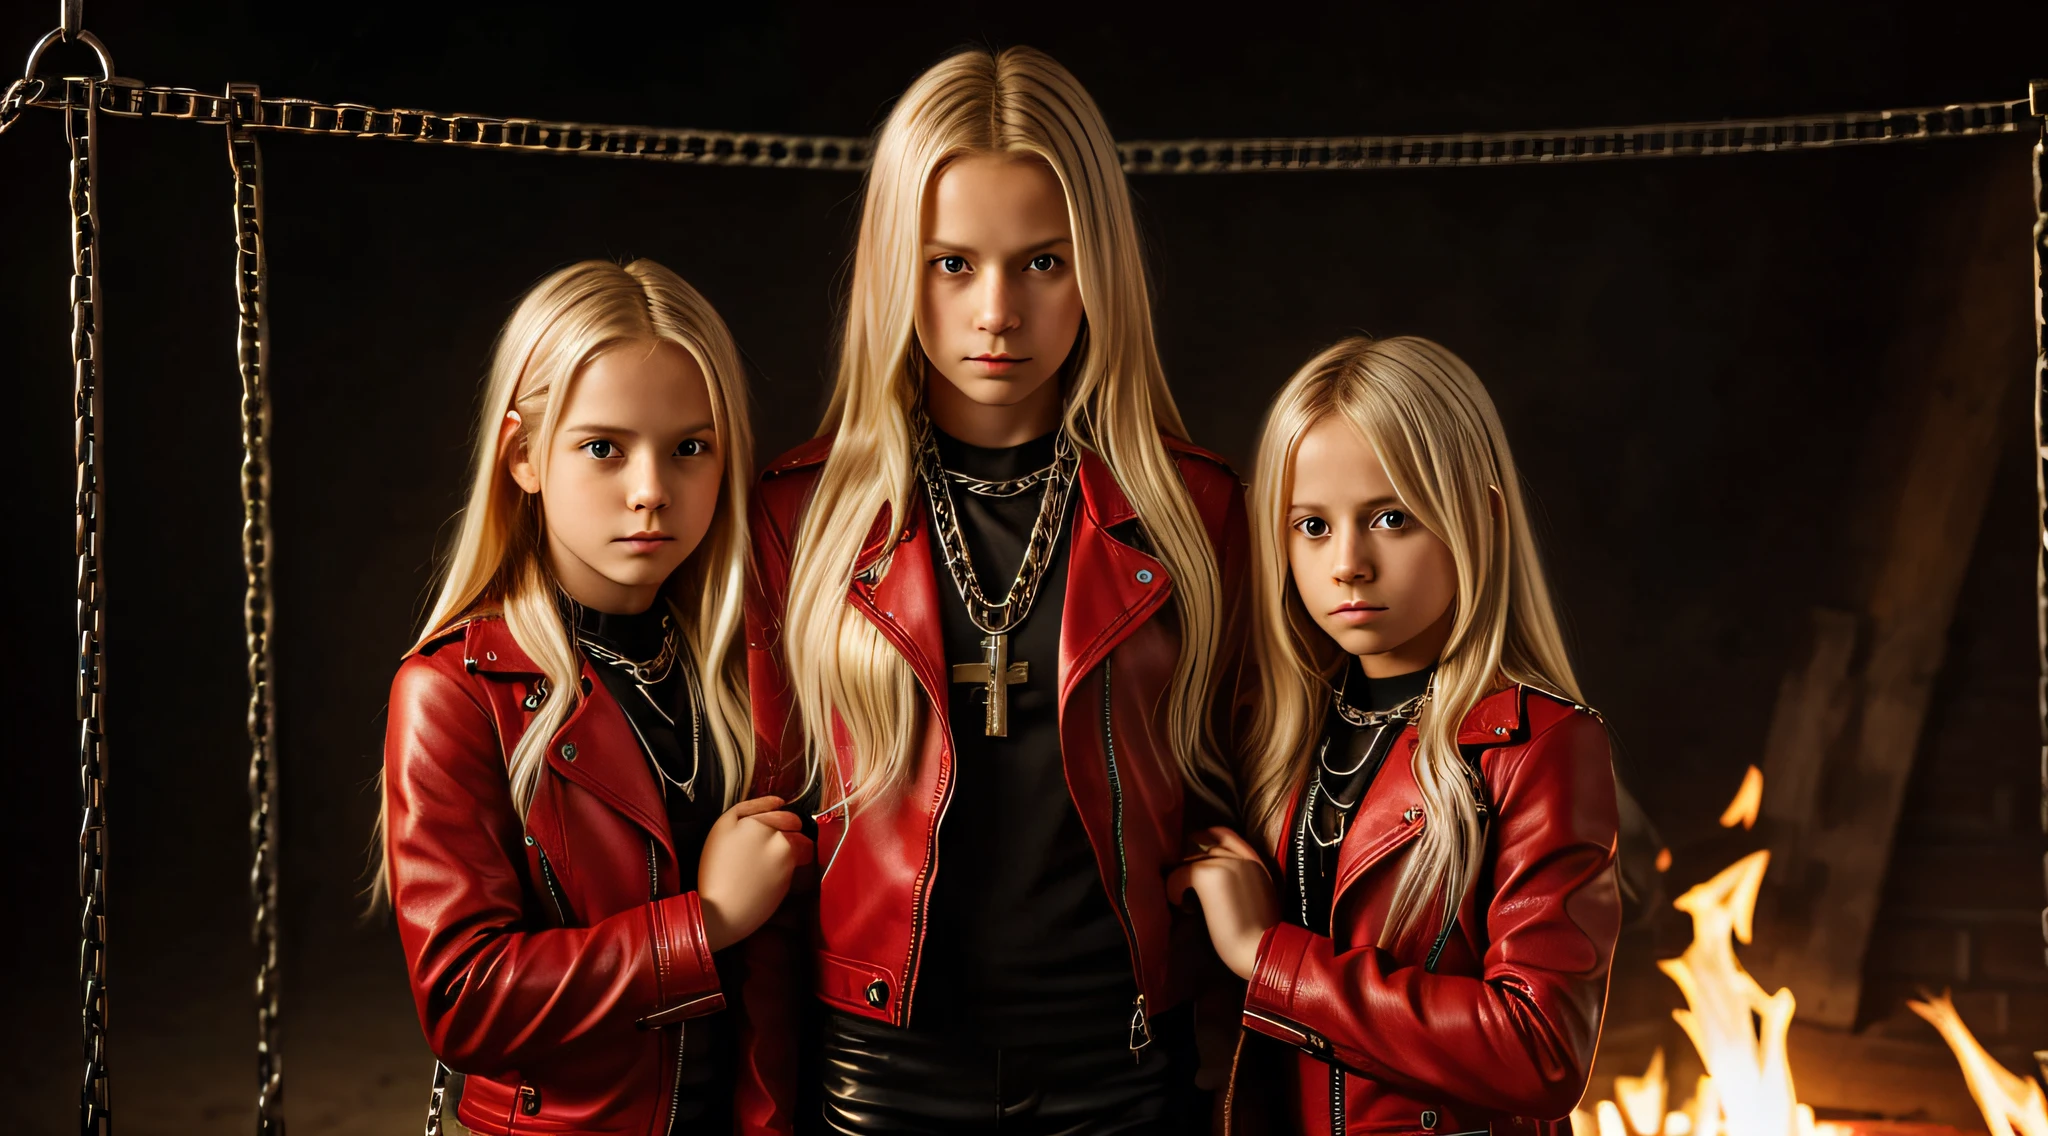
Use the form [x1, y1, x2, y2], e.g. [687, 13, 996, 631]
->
[696, 796, 814, 951]
[1165, 826, 1279, 981]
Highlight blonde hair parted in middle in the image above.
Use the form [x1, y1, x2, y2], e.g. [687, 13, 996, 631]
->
[782, 45, 1229, 810]
[1244, 336, 1583, 946]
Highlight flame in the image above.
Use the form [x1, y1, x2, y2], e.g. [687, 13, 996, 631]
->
[1906, 990, 2048, 1136]
[1719, 765, 1763, 829]
[1598, 1100, 1632, 1136]
[1616, 1049, 1670, 1135]
[1658, 850, 1802, 1136]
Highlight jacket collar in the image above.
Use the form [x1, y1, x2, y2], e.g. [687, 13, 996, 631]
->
[840, 442, 1171, 716]
[439, 614, 676, 859]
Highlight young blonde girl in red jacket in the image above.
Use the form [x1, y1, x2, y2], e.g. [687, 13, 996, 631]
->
[1175, 336, 1621, 1136]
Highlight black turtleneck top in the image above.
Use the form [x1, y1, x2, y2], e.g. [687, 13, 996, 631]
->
[1284, 659, 1435, 937]
[914, 425, 1136, 1047]
[569, 599, 729, 1133]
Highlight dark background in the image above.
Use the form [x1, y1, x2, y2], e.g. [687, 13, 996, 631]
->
[3, 2, 2045, 1133]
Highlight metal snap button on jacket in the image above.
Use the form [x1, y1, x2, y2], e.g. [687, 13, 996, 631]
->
[864, 980, 888, 1008]
[559, 742, 577, 761]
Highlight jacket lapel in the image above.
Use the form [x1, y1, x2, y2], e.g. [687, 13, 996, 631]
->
[463, 619, 677, 864]
[1329, 731, 1428, 914]
[1058, 448, 1173, 705]
[848, 504, 950, 714]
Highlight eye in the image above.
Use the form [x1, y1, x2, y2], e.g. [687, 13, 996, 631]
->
[1026, 253, 1060, 272]
[580, 439, 618, 460]
[935, 255, 969, 274]
[1292, 516, 1330, 539]
[675, 438, 711, 458]
[1370, 509, 1409, 531]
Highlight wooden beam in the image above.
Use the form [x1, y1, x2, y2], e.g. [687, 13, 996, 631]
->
[1748, 155, 2034, 1029]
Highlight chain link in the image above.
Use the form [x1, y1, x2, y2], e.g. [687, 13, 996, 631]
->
[8, 76, 2038, 170]
[228, 82, 286, 1136]
[67, 77, 112, 1136]
[2029, 83, 2048, 959]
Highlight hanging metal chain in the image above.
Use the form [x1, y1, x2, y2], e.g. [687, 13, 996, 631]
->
[1120, 96, 2037, 172]
[228, 82, 285, 1136]
[2031, 79, 2047, 972]
[66, 75, 112, 1136]
[7, 77, 2038, 170]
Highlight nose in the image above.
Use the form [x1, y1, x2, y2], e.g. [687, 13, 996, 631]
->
[1330, 525, 1373, 584]
[974, 271, 1021, 337]
[624, 452, 670, 514]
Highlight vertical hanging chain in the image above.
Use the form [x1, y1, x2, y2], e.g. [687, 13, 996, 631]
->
[67, 75, 112, 1136]
[227, 82, 285, 1136]
[2031, 79, 2048, 973]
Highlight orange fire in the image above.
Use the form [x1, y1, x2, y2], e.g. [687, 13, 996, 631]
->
[1718, 765, 1762, 830]
[1905, 991, 2048, 1136]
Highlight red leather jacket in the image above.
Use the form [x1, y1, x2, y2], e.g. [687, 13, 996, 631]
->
[1229, 685, 1621, 1136]
[383, 615, 726, 1136]
[735, 432, 1250, 1134]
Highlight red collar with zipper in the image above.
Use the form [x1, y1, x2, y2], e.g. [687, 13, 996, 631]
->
[383, 615, 726, 1136]
[732, 432, 1250, 1135]
[1227, 684, 1621, 1136]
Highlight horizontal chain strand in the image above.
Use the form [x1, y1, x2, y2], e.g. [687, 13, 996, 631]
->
[6, 76, 2036, 170]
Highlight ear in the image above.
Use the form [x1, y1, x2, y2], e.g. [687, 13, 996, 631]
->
[501, 411, 541, 495]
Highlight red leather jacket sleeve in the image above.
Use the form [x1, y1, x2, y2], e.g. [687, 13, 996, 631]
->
[1241, 709, 1620, 1120]
[734, 486, 809, 1135]
[383, 653, 723, 1077]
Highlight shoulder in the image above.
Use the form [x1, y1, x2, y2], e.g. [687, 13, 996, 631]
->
[1162, 435, 1244, 495]
[1460, 683, 1609, 774]
[753, 435, 834, 533]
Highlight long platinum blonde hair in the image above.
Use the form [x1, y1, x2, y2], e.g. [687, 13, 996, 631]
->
[1244, 336, 1581, 946]
[372, 258, 755, 904]
[782, 46, 1228, 810]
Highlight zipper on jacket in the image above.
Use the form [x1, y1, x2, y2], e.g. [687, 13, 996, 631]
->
[1100, 660, 1152, 1054]
[1329, 1062, 1345, 1136]
[534, 845, 572, 926]
[647, 837, 660, 901]
[901, 754, 952, 1025]
[664, 1020, 686, 1136]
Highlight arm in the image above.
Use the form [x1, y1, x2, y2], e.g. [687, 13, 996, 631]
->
[733, 486, 812, 1136]
[1242, 711, 1621, 1119]
[383, 657, 723, 1077]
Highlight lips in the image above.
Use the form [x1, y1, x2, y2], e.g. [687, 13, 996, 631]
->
[965, 353, 1028, 374]
[1329, 600, 1388, 626]
[614, 532, 675, 554]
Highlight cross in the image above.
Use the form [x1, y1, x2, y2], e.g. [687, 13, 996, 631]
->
[950, 632, 1030, 737]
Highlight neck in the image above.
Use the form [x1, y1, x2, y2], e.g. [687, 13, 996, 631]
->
[1354, 602, 1455, 679]
[547, 537, 661, 615]
[924, 365, 1063, 447]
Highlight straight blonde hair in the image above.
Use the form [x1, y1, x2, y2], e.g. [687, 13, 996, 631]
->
[1244, 336, 1580, 945]
[783, 45, 1229, 810]
[372, 258, 755, 905]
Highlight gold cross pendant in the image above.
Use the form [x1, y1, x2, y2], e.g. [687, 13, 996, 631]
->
[950, 632, 1030, 737]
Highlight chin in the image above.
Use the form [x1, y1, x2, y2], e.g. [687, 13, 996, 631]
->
[937, 368, 1056, 408]
[1316, 622, 1393, 659]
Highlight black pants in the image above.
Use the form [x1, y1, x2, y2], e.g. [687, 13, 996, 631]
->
[818, 1004, 1199, 1135]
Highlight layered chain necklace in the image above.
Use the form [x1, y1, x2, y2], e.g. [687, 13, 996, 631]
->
[1293, 670, 1430, 928]
[577, 613, 703, 801]
[915, 410, 1079, 737]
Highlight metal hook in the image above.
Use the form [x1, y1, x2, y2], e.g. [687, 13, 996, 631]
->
[23, 26, 114, 83]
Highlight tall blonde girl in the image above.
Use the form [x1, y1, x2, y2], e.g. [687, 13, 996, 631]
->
[777, 45, 1233, 810]
[739, 46, 1251, 1135]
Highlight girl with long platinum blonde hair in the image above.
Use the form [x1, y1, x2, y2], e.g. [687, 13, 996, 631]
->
[739, 45, 1249, 1136]
[378, 259, 811, 1136]
[1172, 336, 1621, 1136]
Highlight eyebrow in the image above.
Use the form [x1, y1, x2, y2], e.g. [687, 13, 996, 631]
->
[562, 420, 717, 437]
[922, 235, 1075, 255]
[1287, 494, 1404, 513]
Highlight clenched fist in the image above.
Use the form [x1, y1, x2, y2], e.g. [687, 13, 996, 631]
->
[697, 796, 814, 951]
